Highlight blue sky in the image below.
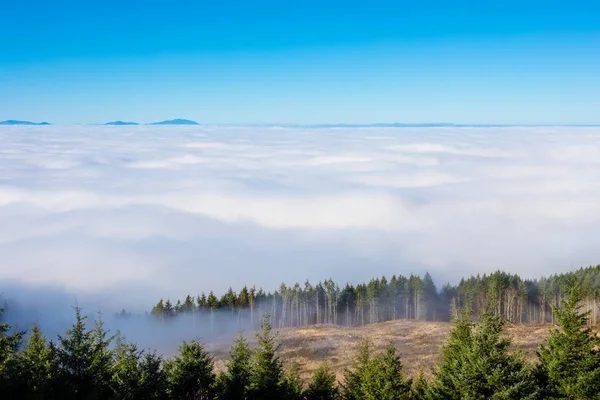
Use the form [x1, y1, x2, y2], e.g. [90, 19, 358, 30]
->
[1, 0, 599, 124]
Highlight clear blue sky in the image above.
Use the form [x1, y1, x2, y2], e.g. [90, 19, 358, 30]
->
[1, 0, 599, 124]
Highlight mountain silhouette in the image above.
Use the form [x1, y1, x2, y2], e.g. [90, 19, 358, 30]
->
[0, 120, 50, 125]
[105, 121, 139, 125]
[151, 119, 199, 125]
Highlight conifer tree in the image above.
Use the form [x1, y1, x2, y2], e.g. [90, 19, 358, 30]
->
[306, 364, 339, 400]
[282, 364, 305, 400]
[215, 335, 252, 400]
[341, 337, 372, 400]
[426, 312, 536, 399]
[90, 313, 115, 398]
[54, 307, 114, 400]
[246, 314, 285, 400]
[537, 282, 600, 399]
[0, 307, 24, 396]
[138, 350, 168, 399]
[164, 339, 215, 400]
[18, 324, 56, 399]
[111, 334, 144, 399]
[359, 343, 411, 400]
[410, 372, 429, 400]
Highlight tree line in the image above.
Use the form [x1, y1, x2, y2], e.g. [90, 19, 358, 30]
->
[149, 266, 600, 331]
[1, 278, 600, 399]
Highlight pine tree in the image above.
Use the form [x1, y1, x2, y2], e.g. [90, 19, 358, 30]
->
[89, 313, 114, 398]
[410, 372, 429, 400]
[537, 282, 600, 399]
[111, 334, 168, 399]
[427, 312, 536, 399]
[18, 324, 56, 399]
[306, 364, 339, 400]
[0, 307, 24, 397]
[215, 335, 252, 400]
[111, 334, 144, 399]
[282, 363, 304, 400]
[54, 307, 114, 400]
[341, 337, 372, 400]
[138, 350, 168, 399]
[246, 314, 285, 400]
[164, 338, 215, 400]
[359, 343, 411, 400]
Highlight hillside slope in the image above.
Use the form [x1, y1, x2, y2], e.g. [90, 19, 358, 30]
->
[208, 319, 551, 381]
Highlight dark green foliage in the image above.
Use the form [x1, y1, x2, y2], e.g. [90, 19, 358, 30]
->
[306, 364, 339, 400]
[53, 307, 114, 399]
[17, 324, 56, 399]
[215, 335, 252, 400]
[246, 314, 285, 400]
[164, 338, 215, 400]
[0, 308, 24, 396]
[427, 312, 537, 399]
[537, 282, 600, 399]
[282, 364, 305, 400]
[111, 334, 168, 399]
[342, 339, 411, 400]
[137, 350, 169, 399]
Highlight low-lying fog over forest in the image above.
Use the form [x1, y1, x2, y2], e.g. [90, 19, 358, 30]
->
[2, 125, 600, 342]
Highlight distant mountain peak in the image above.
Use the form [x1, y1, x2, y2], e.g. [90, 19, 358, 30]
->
[0, 120, 50, 125]
[105, 121, 139, 125]
[151, 119, 199, 125]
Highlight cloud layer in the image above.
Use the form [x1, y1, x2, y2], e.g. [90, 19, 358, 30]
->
[2, 125, 600, 311]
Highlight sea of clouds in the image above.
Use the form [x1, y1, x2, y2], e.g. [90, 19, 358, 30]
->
[2, 125, 600, 320]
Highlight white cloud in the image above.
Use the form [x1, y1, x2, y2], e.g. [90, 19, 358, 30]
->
[2, 125, 600, 310]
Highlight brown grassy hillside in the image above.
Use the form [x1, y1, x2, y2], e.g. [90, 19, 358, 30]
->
[206, 320, 552, 381]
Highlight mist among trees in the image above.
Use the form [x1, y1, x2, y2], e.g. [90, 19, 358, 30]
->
[2, 267, 600, 399]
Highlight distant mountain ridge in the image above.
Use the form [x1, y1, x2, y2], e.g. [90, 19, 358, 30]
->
[151, 119, 199, 125]
[105, 121, 139, 125]
[0, 120, 50, 125]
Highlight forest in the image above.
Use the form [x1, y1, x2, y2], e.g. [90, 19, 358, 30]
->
[1, 267, 600, 399]
[149, 265, 600, 332]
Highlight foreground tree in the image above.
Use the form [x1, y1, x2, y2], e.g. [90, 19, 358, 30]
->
[164, 339, 215, 400]
[306, 364, 339, 400]
[342, 339, 411, 400]
[53, 308, 114, 399]
[215, 335, 252, 400]
[282, 364, 305, 400]
[426, 312, 537, 399]
[246, 315, 285, 400]
[111, 334, 168, 399]
[0, 308, 24, 395]
[18, 324, 56, 399]
[537, 282, 600, 399]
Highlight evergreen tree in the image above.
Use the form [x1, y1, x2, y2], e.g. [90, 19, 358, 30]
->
[0, 307, 24, 397]
[282, 364, 305, 400]
[90, 313, 115, 398]
[359, 343, 411, 400]
[306, 364, 339, 400]
[537, 282, 600, 399]
[111, 334, 144, 399]
[164, 338, 215, 400]
[138, 350, 168, 399]
[18, 324, 56, 399]
[111, 334, 168, 399]
[54, 307, 114, 400]
[246, 314, 285, 400]
[427, 312, 537, 399]
[410, 372, 429, 400]
[215, 335, 252, 400]
[341, 337, 372, 400]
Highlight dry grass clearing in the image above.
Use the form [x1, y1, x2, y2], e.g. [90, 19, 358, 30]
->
[207, 320, 553, 382]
